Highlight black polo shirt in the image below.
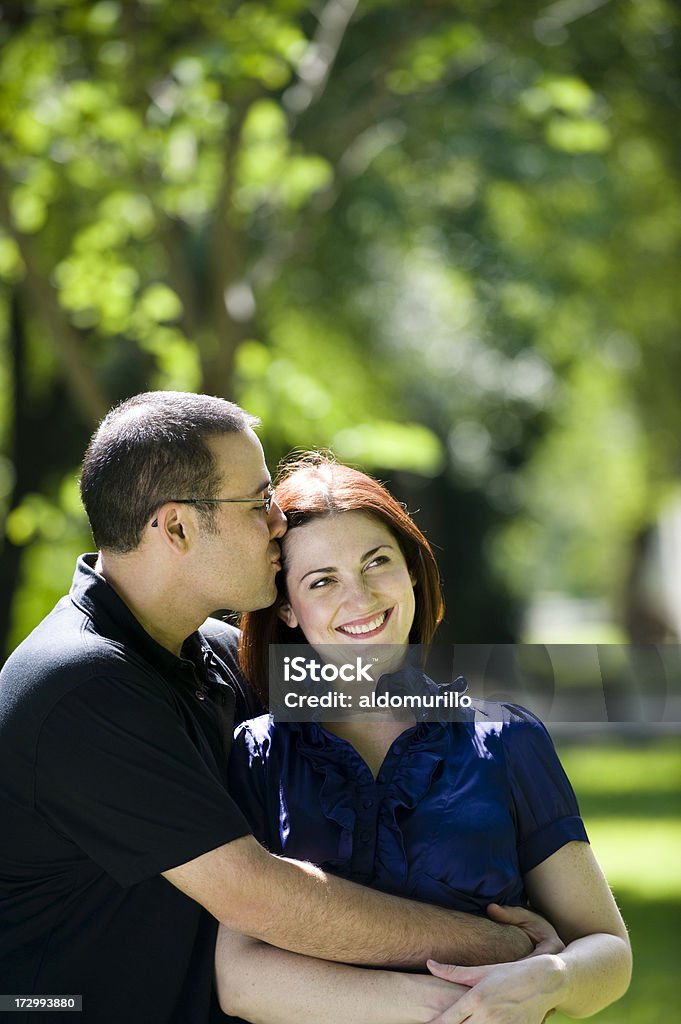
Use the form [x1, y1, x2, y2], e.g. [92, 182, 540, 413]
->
[0, 555, 261, 1023]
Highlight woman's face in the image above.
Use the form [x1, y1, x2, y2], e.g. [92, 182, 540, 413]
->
[278, 511, 416, 651]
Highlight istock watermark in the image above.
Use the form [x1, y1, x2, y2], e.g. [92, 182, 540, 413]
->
[283, 656, 375, 684]
[267, 643, 681, 724]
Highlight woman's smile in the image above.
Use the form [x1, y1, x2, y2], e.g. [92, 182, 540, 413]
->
[335, 608, 393, 638]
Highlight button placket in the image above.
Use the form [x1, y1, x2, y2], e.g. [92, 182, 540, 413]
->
[350, 781, 385, 879]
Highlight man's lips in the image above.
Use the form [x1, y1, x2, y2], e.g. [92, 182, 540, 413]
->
[335, 608, 393, 638]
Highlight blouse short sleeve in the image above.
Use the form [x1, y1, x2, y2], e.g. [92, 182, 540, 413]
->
[498, 703, 589, 873]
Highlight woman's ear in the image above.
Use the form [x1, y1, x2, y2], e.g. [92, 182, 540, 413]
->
[409, 570, 417, 586]
[278, 601, 299, 629]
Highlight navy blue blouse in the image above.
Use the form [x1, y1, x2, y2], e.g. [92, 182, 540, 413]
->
[228, 693, 588, 914]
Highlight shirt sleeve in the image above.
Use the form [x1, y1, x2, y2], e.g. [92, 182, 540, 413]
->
[500, 704, 589, 873]
[34, 675, 253, 887]
[228, 718, 272, 847]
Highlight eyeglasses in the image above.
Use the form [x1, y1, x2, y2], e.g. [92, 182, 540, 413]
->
[151, 488, 274, 527]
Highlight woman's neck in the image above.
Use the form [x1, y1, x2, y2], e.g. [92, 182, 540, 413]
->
[322, 715, 415, 779]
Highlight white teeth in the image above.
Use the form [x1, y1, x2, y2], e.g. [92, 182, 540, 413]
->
[338, 612, 387, 635]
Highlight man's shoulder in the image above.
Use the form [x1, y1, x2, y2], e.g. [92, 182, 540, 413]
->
[2, 598, 119, 681]
[198, 616, 240, 659]
[0, 599, 164, 726]
[0, 605, 162, 787]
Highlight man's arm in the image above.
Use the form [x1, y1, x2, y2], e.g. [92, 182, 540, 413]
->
[163, 834, 555, 967]
[215, 927, 468, 1024]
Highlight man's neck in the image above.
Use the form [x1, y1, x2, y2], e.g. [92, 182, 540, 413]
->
[95, 551, 200, 657]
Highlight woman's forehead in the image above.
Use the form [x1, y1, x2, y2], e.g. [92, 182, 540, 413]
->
[282, 511, 396, 560]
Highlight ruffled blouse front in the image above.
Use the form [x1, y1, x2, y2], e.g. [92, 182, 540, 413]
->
[228, 685, 588, 914]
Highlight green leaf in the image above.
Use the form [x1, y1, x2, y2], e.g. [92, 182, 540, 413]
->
[138, 283, 184, 323]
[333, 422, 445, 475]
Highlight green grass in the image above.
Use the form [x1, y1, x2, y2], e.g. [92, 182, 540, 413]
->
[551, 736, 681, 1023]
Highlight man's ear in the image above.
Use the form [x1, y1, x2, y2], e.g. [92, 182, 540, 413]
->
[152, 506, 189, 551]
[278, 602, 298, 629]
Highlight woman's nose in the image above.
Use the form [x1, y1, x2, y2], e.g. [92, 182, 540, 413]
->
[343, 574, 376, 605]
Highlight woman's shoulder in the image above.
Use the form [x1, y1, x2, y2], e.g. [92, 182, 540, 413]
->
[462, 698, 557, 760]
[464, 698, 570, 784]
[432, 676, 548, 734]
[233, 713, 275, 754]
[233, 713, 300, 761]
[467, 699, 547, 729]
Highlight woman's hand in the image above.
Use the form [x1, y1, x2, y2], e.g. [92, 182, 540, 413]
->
[424, 843, 632, 1022]
[425, 954, 564, 1024]
[485, 903, 565, 957]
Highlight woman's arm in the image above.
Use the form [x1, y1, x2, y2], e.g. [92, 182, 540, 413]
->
[426, 841, 632, 1022]
[524, 840, 632, 1016]
[215, 925, 469, 1024]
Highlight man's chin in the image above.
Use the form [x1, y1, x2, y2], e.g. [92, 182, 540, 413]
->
[211, 583, 278, 617]
[246, 583, 279, 612]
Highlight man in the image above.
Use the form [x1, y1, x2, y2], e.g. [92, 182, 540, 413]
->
[0, 392, 555, 1023]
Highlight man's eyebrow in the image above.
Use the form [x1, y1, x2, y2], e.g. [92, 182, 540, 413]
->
[246, 478, 272, 498]
[298, 545, 393, 583]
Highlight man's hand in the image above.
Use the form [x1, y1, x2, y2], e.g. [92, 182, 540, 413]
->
[486, 903, 565, 957]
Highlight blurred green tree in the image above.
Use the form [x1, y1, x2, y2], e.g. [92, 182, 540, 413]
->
[1, 0, 679, 652]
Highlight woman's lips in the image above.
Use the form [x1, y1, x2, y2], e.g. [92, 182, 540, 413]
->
[335, 608, 393, 638]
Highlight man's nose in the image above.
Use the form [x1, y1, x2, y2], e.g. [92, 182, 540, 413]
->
[268, 499, 287, 538]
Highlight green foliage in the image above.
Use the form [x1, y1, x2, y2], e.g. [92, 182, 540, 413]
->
[554, 737, 681, 1023]
[0, 0, 679, 649]
[0, 8, 677, 1018]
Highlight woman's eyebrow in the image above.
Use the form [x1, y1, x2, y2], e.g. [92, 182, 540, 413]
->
[298, 544, 394, 582]
[300, 565, 335, 582]
[360, 544, 393, 561]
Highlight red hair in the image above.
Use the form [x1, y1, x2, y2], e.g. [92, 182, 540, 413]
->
[239, 453, 444, 705]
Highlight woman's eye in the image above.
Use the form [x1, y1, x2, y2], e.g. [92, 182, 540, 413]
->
[309, 577, 334, 590]
[365, 555, 389, 570]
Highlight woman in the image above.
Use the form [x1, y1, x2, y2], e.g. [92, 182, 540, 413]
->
[217, 454, 631, 1024]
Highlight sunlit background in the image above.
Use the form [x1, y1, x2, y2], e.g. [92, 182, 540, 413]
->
[1, 2, 679, 1020]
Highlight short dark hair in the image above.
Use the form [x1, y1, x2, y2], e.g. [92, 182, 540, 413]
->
[80, 391, 258, 553]
[239, 453, 444, 704]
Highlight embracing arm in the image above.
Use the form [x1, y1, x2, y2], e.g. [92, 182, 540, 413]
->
[215, 926, 469, 1024]
[162, 834, 540, 968]
[427, 841, 632, 1022]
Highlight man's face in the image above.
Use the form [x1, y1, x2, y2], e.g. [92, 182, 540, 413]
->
[190, 429, 286, 612]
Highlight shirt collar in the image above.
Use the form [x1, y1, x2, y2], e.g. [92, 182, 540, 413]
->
[70, 554, 209, 677]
